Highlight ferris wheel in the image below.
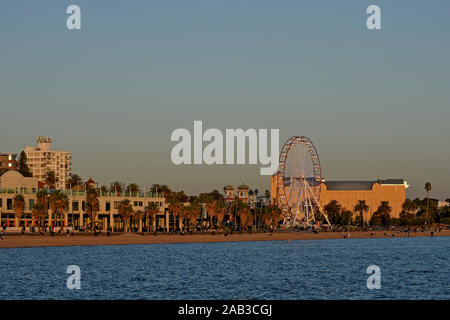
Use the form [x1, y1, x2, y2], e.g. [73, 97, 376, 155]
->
[276, 136, 331, 228]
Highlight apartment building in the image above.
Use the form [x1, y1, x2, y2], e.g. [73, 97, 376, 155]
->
[24, 136, 72, 189]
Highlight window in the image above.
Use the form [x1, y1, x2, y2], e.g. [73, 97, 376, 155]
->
[72, 201, 79, 211]
[139, 201, 143, 207]
[29, 199, 35, 210]
[114, 201, 120, 209]
[0, 198, 2, 208]
[106, 202, 111, 211]
[134, 201, 138, 206]
[82, 201, 85, 211]
[7, 199, 12, 210]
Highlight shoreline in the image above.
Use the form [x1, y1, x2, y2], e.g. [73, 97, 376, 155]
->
[0, 230, 448, 249]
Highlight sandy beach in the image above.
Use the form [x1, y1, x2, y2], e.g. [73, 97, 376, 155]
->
[0, 230, 448, 249]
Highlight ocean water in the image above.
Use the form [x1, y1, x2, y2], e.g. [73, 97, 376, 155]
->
[0, 236, 448, 300]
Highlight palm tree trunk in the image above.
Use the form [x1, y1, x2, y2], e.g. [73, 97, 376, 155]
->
[426, 191, 430, 227]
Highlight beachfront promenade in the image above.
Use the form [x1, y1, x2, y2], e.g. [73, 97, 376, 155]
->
[0, 229, 448, 249]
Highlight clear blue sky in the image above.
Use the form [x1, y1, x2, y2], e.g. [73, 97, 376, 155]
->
[1, 0, 449, 200]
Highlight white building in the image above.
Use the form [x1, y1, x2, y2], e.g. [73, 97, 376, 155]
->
[0, 171, 167, 231]
[24, 136, 72, 189]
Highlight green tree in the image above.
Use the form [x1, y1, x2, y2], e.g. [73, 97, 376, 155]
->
[17, 151, 33, 177]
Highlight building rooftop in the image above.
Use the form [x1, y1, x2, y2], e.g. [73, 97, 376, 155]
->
[324, 179, 406, 191]
[224, 183, 234, 191]
[237, 182, 249, 190]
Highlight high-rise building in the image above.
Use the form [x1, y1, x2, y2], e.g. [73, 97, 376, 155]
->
[24, 136, 72, 189]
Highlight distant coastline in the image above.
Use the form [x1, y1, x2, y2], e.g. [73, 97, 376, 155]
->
[0, 230, 448, 249]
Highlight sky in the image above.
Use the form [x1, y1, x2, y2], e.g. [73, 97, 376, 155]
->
[0, 0, 449, 200]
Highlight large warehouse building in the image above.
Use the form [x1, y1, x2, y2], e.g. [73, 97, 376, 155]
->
[270, 174, 408, 221]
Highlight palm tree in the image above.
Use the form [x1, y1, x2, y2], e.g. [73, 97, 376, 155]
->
[86, 187, 100, 229]
[206, 200, 218, 230]
[35, 189, 49, 227]
[31, 202, 47, 232]
[402, 198, 417, 215]
[340, 210, 353, 227]
[354, 200, 369, 229]
[13, 194, 25, 227]
[425, 182, 432, 226]
[262, 205, 282, 229]
[134, 210, 144, 232]
[36, 189, 49, 204]
[239, 206, 253, 232]
[66, 174, 83, 189]
[144, 202, 159, 232]
[168, 200, 184, 232]
[236, 200, 251, 231]
[100, 185, 108, 194]
[127, 183, 140, 194]
[185, 204, 200, 230]
[118, 199, 133, 232]
[151, 184, 172, 198]
[44, 171, 59, 189]
[49, 190, 69, 229]
[215, 201, 226, 230]
[376, 201, 392, 227]
[324, 200, 343, 225]
[110, 181, 124, 194]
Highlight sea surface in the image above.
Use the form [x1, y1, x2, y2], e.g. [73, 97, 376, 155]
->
[0, 236, 449, 299]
